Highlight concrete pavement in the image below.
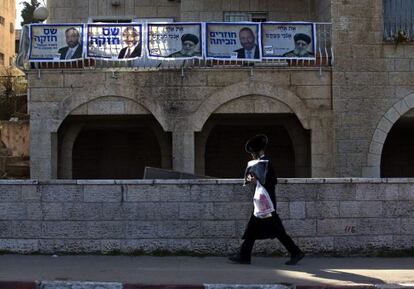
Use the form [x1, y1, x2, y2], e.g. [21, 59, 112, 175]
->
[0, 255, 413, 288]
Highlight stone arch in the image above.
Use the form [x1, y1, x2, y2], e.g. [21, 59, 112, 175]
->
[189, 80, 312, 132]
[56, 96, 171, 179]
[57, 95, 169, 132]
[363, 93, 414, 177]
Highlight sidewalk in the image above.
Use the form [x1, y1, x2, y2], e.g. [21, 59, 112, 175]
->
[0, 255, 413, 288]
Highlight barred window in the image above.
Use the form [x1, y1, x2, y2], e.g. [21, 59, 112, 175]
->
[0, 16, 5, 25]
[90, 17, 133, 23]
[224, 12, 267, 22]
[383, 0, 414, 41]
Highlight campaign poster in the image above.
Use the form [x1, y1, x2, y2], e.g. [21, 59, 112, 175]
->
[261, 22, 316, 60]
[205, 23, 261, 61]
[29, 24, 84, 62]
[147, 23, 203, 59]
[87, 24, 143, 60]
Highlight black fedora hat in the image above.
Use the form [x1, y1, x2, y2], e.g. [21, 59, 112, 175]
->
[245, 134, 268, 153]
[294, 33, 311, 44]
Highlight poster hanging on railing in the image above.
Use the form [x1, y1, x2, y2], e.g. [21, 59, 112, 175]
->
[261, 22, 316, 60]
[205, 23, 261, 61]
[87, 24, 143, 60]
[29, 24, 84, 62]
[147, 23, 203, 59]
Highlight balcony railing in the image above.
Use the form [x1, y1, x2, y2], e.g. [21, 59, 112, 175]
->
[16, 23, 333, 71]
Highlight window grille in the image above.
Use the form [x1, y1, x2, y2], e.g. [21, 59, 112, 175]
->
[89, 17, 133, 23]
[0, 16, 5, 25]
[383, 0, 414, 41]
[224, 12, 267, 22]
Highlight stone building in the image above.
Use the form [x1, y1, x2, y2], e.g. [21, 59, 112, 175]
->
[26, 0, 414, 180]
[0, 0, 16, 67]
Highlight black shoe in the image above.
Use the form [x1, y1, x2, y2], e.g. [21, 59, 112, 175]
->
[228, 254, 251, 265]
[285, 251, 305, 265]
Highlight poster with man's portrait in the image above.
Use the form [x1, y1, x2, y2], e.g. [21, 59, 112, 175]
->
[205, 23, 261, 61]
[261, 22, 316, 60]
[87, 24, 143, 60]
[29, 24, 84, 62]
[147, 23, 203, 59]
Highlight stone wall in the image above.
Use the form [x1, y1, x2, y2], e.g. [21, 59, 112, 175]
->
[180, 0, 317, 22]
[28, 68, 334, 180]
[0, 0, 16, 67]
[332, 1, 414, 177]
[47, 0, 328, 23]
[0, 179, 412, 255]
[0, 121, 30, 157]
[47, 0, 181, 23]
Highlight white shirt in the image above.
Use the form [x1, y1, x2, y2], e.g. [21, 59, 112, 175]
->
[244, 46, 257, 59]
[66, 44, 79, 59]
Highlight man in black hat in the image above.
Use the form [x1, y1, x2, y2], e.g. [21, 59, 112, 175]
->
[283, 33, 314, 57]
[168, 33, 201, 58]
[229, 134, 304, 265]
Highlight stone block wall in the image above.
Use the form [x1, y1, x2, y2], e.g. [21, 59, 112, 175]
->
[332, 1, 414, 177]
[0, 121, 30, 157]
[47, 0, 327, 23]
[27, 68, 334, 179]
[0, 179, 412, 255]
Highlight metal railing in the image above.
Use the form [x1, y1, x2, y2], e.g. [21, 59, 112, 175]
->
[17, 23, 333, 71]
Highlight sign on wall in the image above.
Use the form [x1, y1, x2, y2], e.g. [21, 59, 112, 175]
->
[205, 23, 261, 61]
[29, 24, 84, 62]
[147, 23, 203, 59]
[87, 24, 143, 60]
[261, 22, 316, 59]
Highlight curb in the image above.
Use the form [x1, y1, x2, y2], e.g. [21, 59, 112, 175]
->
[0, 281, 413, 289]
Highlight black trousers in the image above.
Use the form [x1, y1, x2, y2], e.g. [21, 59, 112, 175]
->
[240, 215, 301, 260]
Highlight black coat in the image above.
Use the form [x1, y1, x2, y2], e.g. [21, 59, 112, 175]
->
[242, 156, 285, 240]
[118, 45, 142, 59]
[234, 46, 260, 59]
[58, 45, 83, 60]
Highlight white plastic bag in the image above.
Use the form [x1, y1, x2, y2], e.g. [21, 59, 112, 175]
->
[253, 182, 275, 218]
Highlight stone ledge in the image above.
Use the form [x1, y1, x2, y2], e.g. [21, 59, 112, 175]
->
[9, 178, 414, 185]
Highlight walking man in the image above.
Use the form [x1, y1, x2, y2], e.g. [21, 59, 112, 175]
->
[229, 134, 305, 265]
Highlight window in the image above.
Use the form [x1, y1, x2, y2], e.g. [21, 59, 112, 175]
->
[383, 0, 414, 41]
[0, 53, 4, 65]
[10, 22, 14, 33]
[0, 16, 5, 25]
[89, 17, 133, 23]
[224, 12, 267, 22]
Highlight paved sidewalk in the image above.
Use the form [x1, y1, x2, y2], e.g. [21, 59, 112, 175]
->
[0, 255, 413, 288]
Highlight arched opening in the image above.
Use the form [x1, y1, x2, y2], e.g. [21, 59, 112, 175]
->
[196, 114, 310, 178]
[58, 115, 171, 179]
[381, 112, 414, 177]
